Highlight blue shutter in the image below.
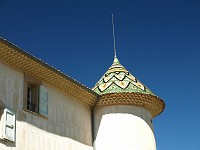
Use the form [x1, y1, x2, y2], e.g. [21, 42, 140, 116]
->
[3, 108, 16, 142]
[39, 85, 48, 117]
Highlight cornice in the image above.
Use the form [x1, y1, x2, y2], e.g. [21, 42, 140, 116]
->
[0, 38, 98, 106]
[95, 92, 165, 118]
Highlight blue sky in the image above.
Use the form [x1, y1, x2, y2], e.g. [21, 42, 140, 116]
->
[1, 0, 200, 149]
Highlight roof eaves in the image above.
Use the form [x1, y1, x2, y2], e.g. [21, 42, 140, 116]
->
[0, 37, 99, 97]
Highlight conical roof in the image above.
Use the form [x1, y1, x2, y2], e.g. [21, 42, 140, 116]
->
[93, 56, 154, 95]
[92, 55, 165, 118]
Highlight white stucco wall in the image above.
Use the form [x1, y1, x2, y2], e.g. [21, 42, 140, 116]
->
[0, 62, 93, 150]
[93, 105, 156, 150]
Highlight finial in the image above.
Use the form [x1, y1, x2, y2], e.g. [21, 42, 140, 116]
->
[112, 14, 117, 58]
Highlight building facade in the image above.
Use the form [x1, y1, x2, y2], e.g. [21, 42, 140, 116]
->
[0, 38, 165, 150]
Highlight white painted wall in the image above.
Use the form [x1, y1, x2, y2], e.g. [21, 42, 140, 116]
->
[0, 62, 93, 150]
[93, 105, 156, 150]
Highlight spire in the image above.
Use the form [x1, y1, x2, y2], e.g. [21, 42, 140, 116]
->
[93, 14, 155, 95]
[112, 14, 117, 58]
[112, 14, 120, 66]
[92, 14, 155, 95]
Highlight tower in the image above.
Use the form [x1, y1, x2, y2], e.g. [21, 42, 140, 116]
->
[92, 55, 165, 150]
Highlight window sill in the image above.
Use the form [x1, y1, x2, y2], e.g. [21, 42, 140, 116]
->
[22, 108, 48, 119]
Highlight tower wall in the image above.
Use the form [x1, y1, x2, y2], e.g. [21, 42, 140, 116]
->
[93, 105, 156, 150]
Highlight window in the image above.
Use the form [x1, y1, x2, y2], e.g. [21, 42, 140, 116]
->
[24, 75, 48, 117]
[27, 83, 38, 112]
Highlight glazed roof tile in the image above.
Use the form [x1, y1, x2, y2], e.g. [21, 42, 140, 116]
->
[93, 56, 155, 96]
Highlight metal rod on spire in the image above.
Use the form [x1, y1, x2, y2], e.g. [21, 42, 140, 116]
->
[112, 14, 117, 58]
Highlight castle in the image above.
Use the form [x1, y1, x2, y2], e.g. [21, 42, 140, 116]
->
[0, 37, 164, 150]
